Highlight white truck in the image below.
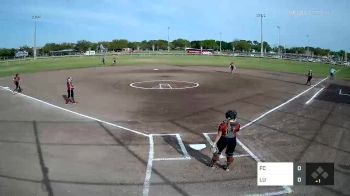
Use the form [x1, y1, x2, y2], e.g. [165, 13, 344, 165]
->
[84, 50, 96, 56]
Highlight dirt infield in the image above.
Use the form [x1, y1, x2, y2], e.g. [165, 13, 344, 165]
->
[0, 65, 349, 196]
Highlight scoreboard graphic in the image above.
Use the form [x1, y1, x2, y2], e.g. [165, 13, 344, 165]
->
[257, 162, 334, 186]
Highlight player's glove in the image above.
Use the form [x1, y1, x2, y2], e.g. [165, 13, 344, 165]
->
[211, 143, 218, 153]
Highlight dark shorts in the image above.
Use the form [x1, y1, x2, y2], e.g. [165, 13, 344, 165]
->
[307, 76, 312, 81]
[67, 89, 74, 98]
[15, 81, 19, 88]
[216, 137, 237, 157]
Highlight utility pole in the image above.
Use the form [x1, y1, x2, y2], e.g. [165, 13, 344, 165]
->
[277, 26, 281, 57]
[32, 15, 40, 60]
[167, 26, 170, 52]
[256, 14, 266, 57]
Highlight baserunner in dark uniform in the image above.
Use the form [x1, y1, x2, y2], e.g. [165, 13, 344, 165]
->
[209, 110, 240, 171]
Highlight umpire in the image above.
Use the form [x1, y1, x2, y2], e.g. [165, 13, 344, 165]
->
[209, 110, 241, 171]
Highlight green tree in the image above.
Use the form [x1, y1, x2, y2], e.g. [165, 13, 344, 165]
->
[0, 48, 15, 58]
[109, 39, 129, 51]
[263, 41, 272, 52]
[75, 40, 93, 52]
[154, 40, 168, 50]
[172, 39, 190, 49]
[233, 40, 251, 52]
[190, 41, 201, 49]
[202, 40, 218, 50]
[139, 40, 152, 50]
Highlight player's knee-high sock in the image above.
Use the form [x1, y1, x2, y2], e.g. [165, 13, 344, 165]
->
[226, 156, 234, 168]
[209, 154, 220, 167]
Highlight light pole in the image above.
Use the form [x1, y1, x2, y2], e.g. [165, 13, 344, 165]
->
[256, 13, 266, 57]
[277, 26, 281, 57]
[219, 32, 222, 53]
[167, 26, 170, 52]
[32, 15, 40, 60]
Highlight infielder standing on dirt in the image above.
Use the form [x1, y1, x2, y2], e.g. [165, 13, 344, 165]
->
[330, 67, 336, 80]
[13, 73, 22, 93]
[66, 77, 76, 104]
[209, 110, 240, 171]
[305, 70, 313, 85]
[229, 62, 236, 74]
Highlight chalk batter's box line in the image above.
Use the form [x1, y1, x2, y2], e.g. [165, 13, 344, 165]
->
[150, 133, 191, 161]
[203, 133, 253, 159]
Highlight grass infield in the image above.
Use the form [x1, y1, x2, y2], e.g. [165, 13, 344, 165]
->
[0, 55, 349, 80]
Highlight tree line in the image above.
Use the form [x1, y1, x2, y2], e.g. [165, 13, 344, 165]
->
[0, 38, 348, 60]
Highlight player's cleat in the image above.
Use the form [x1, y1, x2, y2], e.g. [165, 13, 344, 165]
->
[223, 165, 230, 172]
[208, 163, 217, 169]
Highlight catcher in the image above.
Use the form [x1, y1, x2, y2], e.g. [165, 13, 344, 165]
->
[209, 110, 240, 171]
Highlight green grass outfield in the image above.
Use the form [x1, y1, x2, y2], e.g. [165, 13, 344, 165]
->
[0, 55, 349, 80]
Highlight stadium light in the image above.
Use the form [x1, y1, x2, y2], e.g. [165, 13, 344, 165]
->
[32, 15, 41, 60]
[256, 14, 266, 57]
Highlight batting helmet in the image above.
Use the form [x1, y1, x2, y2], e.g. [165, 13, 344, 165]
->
[225, 110, 237, 120]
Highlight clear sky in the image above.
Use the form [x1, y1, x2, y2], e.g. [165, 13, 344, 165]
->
[0, 0, 349, 51]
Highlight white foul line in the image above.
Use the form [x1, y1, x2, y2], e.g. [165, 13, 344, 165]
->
[305, 87, 325, 104]
[175, 134, 191, 159]
[339, 89, 350, 97]
[203, 133, 260, 161]
[143, 135, 154, 196]
[153, 157, 191, 161]
[241, 77, 328, 128]
[0, 85, 149, 137]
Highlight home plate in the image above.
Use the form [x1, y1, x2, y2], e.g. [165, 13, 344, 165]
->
[153, 68, 159, 71]
[189, 144, 206, 150]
